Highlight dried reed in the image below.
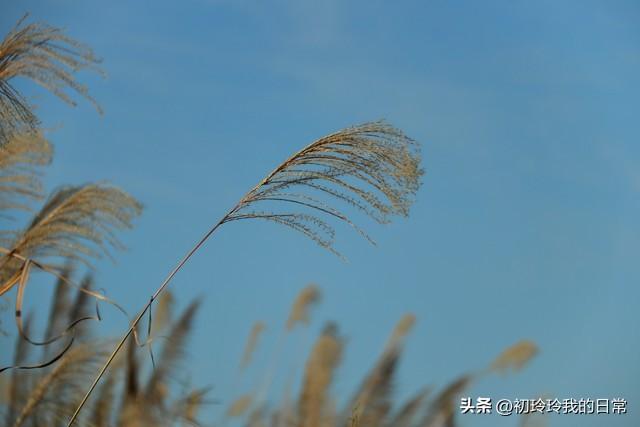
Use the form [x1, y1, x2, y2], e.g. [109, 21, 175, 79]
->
[67, 120, 423, 425]
[0, 15, 102, 144]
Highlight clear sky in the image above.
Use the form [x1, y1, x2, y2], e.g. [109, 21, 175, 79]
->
[1, 1, 639, 426]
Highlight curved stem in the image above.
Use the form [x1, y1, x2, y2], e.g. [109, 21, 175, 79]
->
[66, 214, 230, 426]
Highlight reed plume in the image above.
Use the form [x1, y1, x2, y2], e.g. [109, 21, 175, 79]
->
[417, 376, 471, 427]
[298, 322, 343, 427]
[0, 132, 51, 218]
[386, 388, 430, 427]
[11, 342, 108, 427]
[1, 184, 142, 268]
[386, 313, 416, 350]
[0, 183, 142, 365]
[256, 284, 322, 413]
[223, 121, 423, 256]
[345, 313, 416, 427]
[213, 287, 539, 427]
[0, 15, 102, 144]
[145, 300, 200, 405]
[68, 120, 423, 425]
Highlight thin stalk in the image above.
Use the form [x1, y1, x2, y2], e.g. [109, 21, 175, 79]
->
[66, 215, 227, 426]
[67, 159, 286, 426]
[66, 121, 422, 425]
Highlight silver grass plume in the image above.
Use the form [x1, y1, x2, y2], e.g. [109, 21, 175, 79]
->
[0, 132, 52, 220]
[0, 15, 102, 144]
[344, 313, 416, 427]
[0, 184, 141, 372]
[223, 121, 423, 257]
[298, 323, 343, 427]
[0, 183, 142, 287]
[68, 120, 422, 425]
[10, 342, 109, 427]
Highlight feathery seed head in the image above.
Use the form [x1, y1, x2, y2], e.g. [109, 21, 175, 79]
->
[223, 121, 423, 256]
[0, 15, 103, 143]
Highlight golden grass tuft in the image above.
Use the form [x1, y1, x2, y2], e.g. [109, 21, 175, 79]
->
[224, 121, 423, 257]
[0, 132, 52, 218]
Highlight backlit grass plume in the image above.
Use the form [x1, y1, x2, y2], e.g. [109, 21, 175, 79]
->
[0, 184, 142, 306]
[224, 121, 423, 256]
[68, 121, 423, 424]
[298, 322, 343, 427]
[0, 15, 102, 144]
[0, 183, 142, 366]
[4, 184, 142, 265]
[1, 282, 209, 427]
[228, 286, 539, 427]
[0, 132, 51, 219]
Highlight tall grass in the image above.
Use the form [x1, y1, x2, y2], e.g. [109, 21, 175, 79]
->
[219, 287, 541, 427]
[1, 283, 540, 427]
[0, 15, 141, 376]
[1, 277, 209, 427]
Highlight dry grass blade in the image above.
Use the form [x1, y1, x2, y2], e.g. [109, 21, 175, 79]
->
[0, 14, 103, 143]
[386, 388, 430, 427]
[344, 313, 415, 427]
[145, 300, 200, 405]
[386, 313, 416, 350]
[418, 376, 472, 427]
[173, 386, 211, 425]
[224, 121, 423, 256]
[298, 323, 343, 427]
[345, 346, 400, 427]
[0, 132, 52, 219]
[11, 342, 107, 427]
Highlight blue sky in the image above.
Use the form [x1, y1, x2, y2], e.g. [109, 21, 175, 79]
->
[1, 1, 639, 426]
